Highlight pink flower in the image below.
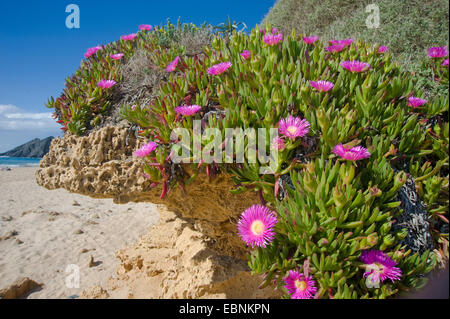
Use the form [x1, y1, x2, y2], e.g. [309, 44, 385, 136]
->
[378, 46, 388, 53]
[263, 33, 283, 46]
[84, 46, 102, 58]
[442, 59, 449, 67]
[332, 144, 371, 161]
[427, 46, 448, 58]
[174, 105, 202, 116]
[131, 105, 137, 111]
[166, 56, 180, 72]
[325, 44, 346, 53]
[278, 116, 310, 139]
[97, 80, 116, 89]
[330, 38, 354, 46]
[121, 33, 137, 41]
[237, 204, 277, 248]
[360, 250, 402, 284]
[303, 36, 319, 44]
[408, 96, 427, 108]
[134, 141, 157, 157]
[341, 60, 371, 73]
[240, 50, 251, 59]
[271, 136, 286, 151]
[284, 270, 317, 299]
[310, 80, 334, 92]
[110, 53, 124, 60]
[207, 62, 232, 75]
[139, 24, 152, 31]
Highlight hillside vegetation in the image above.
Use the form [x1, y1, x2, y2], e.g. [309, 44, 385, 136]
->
[262, 0, 449, 70]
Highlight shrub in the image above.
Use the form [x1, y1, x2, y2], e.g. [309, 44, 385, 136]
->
[47, 20, 449, 298]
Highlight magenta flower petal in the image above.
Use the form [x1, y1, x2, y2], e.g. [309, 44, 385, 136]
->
[263, 33, 283, 46]
[240, 50, 251, 59]
[378, 46, 388, 53]
[284, 271, 317, 299]
[332, 144, 370, 161]
[134, 141, 157, 157]
[97, 80, 116, 89]
[166, 56, 181, 72]
[84, 46, 102, 58]
[237, 204, 278, 248]
[303, 36, 319, 44]
[427, 46, 448, 58]
[310, 80, 334, 92]
[271, 136, 286, 151]
[110, 53, 124, 60]
[442, 59, 449, 67]
[341, 60, 371, 73]
[408, 96, 427, 108]
[330, 38, 354, 46]
[360, 250, 402, 284]
[278, 116, 310, 139]
[121, 33, 137, 41]
[325, 44, 346, 53]
[139, 24, 153, 31]
[207, 62, 232, 75]
[174, 105, 202, 116]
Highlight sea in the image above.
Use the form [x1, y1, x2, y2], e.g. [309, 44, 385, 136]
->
[0, 156, 42, 168]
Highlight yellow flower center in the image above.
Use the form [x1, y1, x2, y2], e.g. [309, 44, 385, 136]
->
[250, 220, 265, 235]
[295, 280, 307, 291]
[287, 126, 298, 135]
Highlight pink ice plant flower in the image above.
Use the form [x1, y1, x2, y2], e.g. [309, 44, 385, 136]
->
[240, 50, 251, 59]
[284, 270, 317, 299]
[207, 62, 232, 75]
[341, 60, 371, 73]
[110, 53, 124, 60]
[303, 36, 319, 44]
[332, 144, 371, 161]
[278, 116, 310, 139]
[360, 250, 402, 285]
[237, 204, 278, 248]
[271, 136, 286, 151]
[310, 80, 334, 92]
[325, 44, 346, 53]
[330, 38, 354, 46]
[166, 56, 181, 72]
[263, 33, 283, 46]
[442, 59, 449, 67]
[121, 33, 137, 41]
[134, 141, 157, 157]
[139, 24, 152, 31]
[97, 80, 116, 89]
[408, 96, 428, 108]
[84, 46, 102, 58]
[427, 46, 449, 58]
[174, 105, 202, 116]
[378, 46, 389, 53]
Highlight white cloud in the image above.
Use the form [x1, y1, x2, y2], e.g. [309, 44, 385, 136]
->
[0, 104, 60, 131]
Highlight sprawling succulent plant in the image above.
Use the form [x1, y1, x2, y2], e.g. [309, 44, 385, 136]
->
[47, 21, 448, 299]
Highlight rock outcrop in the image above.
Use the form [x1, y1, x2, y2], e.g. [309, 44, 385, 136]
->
[0, 277, 43, 299]
[36, 124, 278, 298]
[0, 136, 54, 158]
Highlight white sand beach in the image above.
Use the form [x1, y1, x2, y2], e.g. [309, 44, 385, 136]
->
[0, 167, 160, 298]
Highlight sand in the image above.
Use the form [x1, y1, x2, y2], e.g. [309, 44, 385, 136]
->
[0, 167, 160, 298]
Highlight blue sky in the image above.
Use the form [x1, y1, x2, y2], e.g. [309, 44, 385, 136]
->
[0, 0, 276, 152]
